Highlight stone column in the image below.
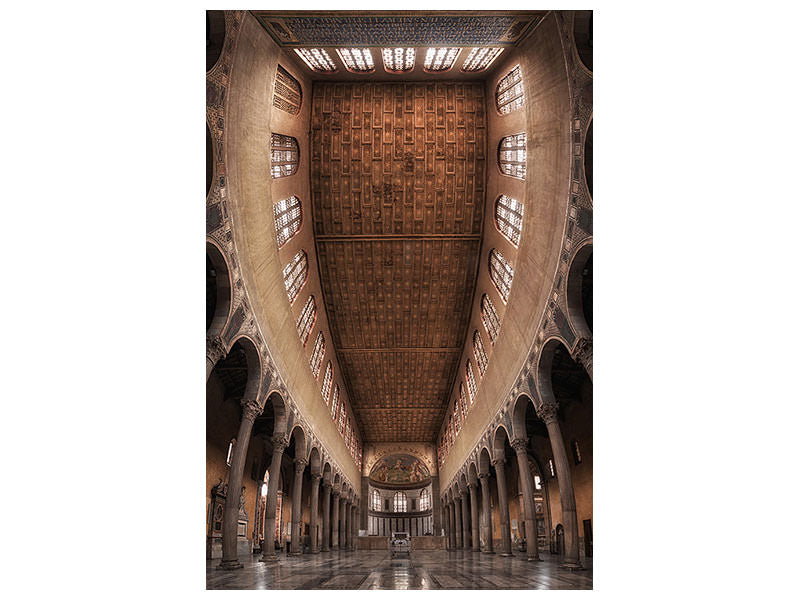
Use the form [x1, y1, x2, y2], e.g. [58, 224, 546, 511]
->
[350, 505, 357, 549]
[219, 399, 261, 570]
[571, 337, 593, 382]
[454, 495, 463, 548]
[331, 489, 340, 549]
[289, 458, 307, 556]
[260, 434, 288, 562]
[341, 498, 349, 550]
[460, 489, 470, 549]
[492, 457, 513, 556]
[538, 401, 581, 568]
[309, 473, 321, 553]
[511, 437, 541, 561]
[206, 334, 227, 381]
[478, 473, 494, 553]
[321, 481, 331, 552]
[468, 482, 480, 552]
[431, 475, 442, 533]
[447, 501, 456, 550]
[361, 476, 369, 530]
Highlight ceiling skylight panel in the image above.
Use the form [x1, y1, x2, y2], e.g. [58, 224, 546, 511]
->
[423, 47, 460, 72]
[461, 47, 503, 72]
[294, 48, 337, 72]
[337, 48, 375, 72]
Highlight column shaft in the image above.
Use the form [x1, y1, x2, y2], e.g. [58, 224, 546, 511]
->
[493, 459, 512, 556]
[479, 475, 494, 553]
[260, 436, 287, 561]
[460, 492, 470, 549]
[309, 475, 321, 553]
[219, 402, 259, 569]
[321, 484, 331, 551]
[512, 440, 541, 561]
[468, 484, 480, 551]
[454, 496, 463, 548]
[448, 502, 456, 549]
[290, 460, 306, 556]
[331, 492, 340, 549]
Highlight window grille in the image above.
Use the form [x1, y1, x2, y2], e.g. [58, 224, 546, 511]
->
[495, 195, 524, 247]
[393, 491, 408, 512]
[382, 47, 415, 72]
[321, 361, 333, 404]
[496, 65, 524, 114]
[423, 47, 460, 72]
[331, 384, 339, 419]
[419, 488, 431, 511]
[473, 330, 488, 375]
[337, 48, 374, 72]
[282, 250, 308, 303]
[309, 331, 325, 379]
[465, 362, 477, 402]
[295, 295, 316, 345]
[270, 133, 299, 178]
[462, 47, 503, 72]
[489, 249, 514, 303]
[481, 294, 501, 342]
[498, 133, 526, 179]
[294, 48, 336, 72]
[272, 65, 302, 115]
[273, 195, 302, 247]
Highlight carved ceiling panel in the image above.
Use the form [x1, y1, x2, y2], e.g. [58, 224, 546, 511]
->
[311, 81, 486, 442]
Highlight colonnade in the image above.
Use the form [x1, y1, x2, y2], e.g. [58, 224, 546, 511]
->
[441, 394, 585, 568]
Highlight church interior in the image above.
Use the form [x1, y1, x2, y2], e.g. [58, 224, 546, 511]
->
[206, 9, 593, 590]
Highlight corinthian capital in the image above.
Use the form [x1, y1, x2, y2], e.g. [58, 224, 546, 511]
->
[491, 457, 506, 468]
[294, 458, 308, 473]
[241, 400, 262, 422]
[510, 437, 529, 453]
[536, 400, 559, 425]
[207, 334, 227, 364]
[271, 434, 289, 453]
[311, 472, 322, 483]
[572, 336, 592, 368]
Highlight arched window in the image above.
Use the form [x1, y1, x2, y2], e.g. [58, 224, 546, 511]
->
[331, 384, 340, 419]
[496, 65, 524, 114]
[465, 361, 477, 402]
[548, 458, 556, 477]
[296, 295, 316, 345]
[226, 438, 236, 466]
[489, 249, 514, 303]
[337, 48, 374, 73]
[481, 294, 501, 342]
[282, 250, 308, 303]
[338, 403, 346, 434]
[458, 384, 468, 420]
[309, 331, 325, 379]
[461, 47, 503, 72]
[273, 195, 302, 248]
[270, 133, 299, 178]
[572, 440, 583, 465]
[393, 491, 408, 512]
[371, 489, 382, 511]
[453, 399, 461, 435]
[473, 330, 488, 376]
[495, 195, 524, 247]
[498, 133, 526, 179]
[382, 47, 415, 73]
[419, 488, 431, 511]
[294, 48, 337, 72]
[423, 47, 460, 72]
[273, 65, 302, 115]
[321, 361, 333, 403]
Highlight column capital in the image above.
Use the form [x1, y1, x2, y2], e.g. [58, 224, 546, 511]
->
[510, 437, 529, 453]
[332, 489, 341, 498]
[207, 334, 227, 364]
[571, 336, 592, 366]
[468, 481, 479, 491]
[271, 434, 289, 452]
[536, 400, 559, 425]
[322, 480, 331, 489]
[311, 472, 322, 483]
[460, 488, 469, 498]
[491, 457, 505, 468]
[294, 458, 308, 473]
[478, 472, 490, 481]
[241, 400, 262, 423]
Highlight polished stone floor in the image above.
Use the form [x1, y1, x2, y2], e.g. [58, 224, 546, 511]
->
[206, 548, 593, 590]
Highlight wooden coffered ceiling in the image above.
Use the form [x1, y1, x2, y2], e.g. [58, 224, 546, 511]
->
[311, 81, 486, 442]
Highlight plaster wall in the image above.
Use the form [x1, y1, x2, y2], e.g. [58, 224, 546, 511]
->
[438, 12, 572, 485]
[224, 11, 361, 489]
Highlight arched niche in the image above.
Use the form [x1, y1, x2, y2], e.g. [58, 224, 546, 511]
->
[206, 10, 226, 73]
[206, 241, 232, 336]
[565, 242, 593, 339]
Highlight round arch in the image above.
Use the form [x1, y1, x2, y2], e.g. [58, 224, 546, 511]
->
[225, 334, 263, 408]
[492, 424, 511, 461]
[288, 424, 307, 461]
[535, 337, 572, 409]
[565, 240, 593, 340]
[308, 446, 322, 475]
[511, 394, 535, 441]
[573, 10, 593, 73]
[206, 10, 226, 73]
[206, 240, 232, 336]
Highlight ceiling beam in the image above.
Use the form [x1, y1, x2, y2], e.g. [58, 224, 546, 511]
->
[316, 234, 481, 242]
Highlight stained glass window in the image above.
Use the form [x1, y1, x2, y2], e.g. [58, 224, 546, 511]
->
[382, 47, 415, 72]
[282, 250, 308, 303]
[499, 133, 526, 179]
[572, 440, 582, 465]
[294, 48, 337, 72]
[371, 489, 381, 511]
[321, 361, 333, 403]
[473, 330, 488, 376]
[273, 195, 302, 248]
[423, 47, 460, 72]
[331, 384, 339, 419]
[489, 249, 514, 303]
[496, 65, 524, 114]
[309, 331, 325, 379]
[465, 361, 477, 402]
[337, 48, 374, 72]
[296, 295, 316, 345]
[548, 458, 555, 477]
[419, 488, 431, 511]
[495, 195, 524, 247]
[462, 47, 503, 72]
[270, 134, 299, 178]
[393, 491, 408, 512]
[481, 294, 501, 342]
[273, 65, 302, 115]
[338, 403, 345, 434]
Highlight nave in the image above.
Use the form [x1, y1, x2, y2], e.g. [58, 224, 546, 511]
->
[206, 549, 593, 590]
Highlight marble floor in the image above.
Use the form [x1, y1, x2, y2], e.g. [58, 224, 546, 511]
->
[206, 548, 593, 590]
